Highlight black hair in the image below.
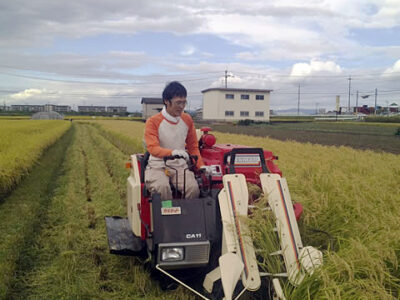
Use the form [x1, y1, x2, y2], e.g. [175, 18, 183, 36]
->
[162, 81, 187, 105]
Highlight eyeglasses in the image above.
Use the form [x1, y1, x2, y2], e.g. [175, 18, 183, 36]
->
[173, 101, 187, 107]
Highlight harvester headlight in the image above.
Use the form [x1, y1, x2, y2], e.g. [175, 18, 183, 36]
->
[161, 247, 184, 262]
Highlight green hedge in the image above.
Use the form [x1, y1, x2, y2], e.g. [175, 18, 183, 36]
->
[364, 115, 400, 123]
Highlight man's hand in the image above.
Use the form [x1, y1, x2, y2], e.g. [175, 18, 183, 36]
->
[199, 165, 212, 176]
[172, 149, 189, 160]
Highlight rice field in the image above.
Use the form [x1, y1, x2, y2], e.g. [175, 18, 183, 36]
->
[65, 116, 141, 121]
[0, 121, 190, 300]
[0, 119, 399, 299]
[93, 120, 400, 299]
[214, 132, 400, 299]
[0, 120, 71, 198]
[212, 121, 400, 154]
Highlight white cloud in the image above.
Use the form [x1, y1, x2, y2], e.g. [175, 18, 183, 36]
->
[202, 13, 321, 46]
[368, 0, 400, 28]
[290, 59, 343, 77]
[10, 88, 44, 100]
[181, 45, 196, 56]
[383, 59, 400, 76]
[201, 52, 214, 58]
[108, 50, 146, 57]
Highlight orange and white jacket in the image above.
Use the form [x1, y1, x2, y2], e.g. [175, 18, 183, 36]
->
[144, 107, 204, 169]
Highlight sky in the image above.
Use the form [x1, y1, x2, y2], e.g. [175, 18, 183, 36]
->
[1, 0, 400, 113]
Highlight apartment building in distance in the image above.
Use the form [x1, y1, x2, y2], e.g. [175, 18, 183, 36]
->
[78, 106, 106, 113]
[11, 104, 72, 113]
[107, 106, 127, 113]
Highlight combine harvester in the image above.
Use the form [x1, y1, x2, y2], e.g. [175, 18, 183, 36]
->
[105, 127, 322, 299]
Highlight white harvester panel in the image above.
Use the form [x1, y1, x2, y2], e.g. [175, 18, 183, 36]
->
[260, 173, 305, 285]
[127, 154, 142, 237]
[219, 174, 261, 291]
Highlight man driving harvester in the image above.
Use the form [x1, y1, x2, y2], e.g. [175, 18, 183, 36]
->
[144, 81, 209, 200]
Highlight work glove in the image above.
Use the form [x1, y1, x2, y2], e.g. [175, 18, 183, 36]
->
[172, 149, 189, 160]
[199, 165, 212, 176]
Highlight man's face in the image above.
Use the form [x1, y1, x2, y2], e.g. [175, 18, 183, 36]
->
[165, 96, 187, 117]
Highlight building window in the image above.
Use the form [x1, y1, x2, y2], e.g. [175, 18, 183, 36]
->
[240, 111, 249, 117]
[225, 94, 234, 99]
[255, 111, 264, 117]
[225, 111, 234, 116]
[256, 95, 264, 100]
[241, 94, 249, 100]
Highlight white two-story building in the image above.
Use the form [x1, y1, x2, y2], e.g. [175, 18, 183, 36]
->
[201, 88, 272, 122]
[141, 97, 163, 120]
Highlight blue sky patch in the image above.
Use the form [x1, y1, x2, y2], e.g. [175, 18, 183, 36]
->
[349, 27, 400, 46]
[41, 32, 250, 63]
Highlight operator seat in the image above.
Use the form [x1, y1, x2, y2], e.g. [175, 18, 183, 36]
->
[138, 152, 186, 199]
[138, 151, 150, 183]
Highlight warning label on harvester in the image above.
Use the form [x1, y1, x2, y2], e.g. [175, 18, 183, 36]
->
[234, 154, 261, 167]
[161, 207, 182, 215]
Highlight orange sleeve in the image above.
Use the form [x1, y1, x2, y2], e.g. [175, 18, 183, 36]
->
[182, 114, 204, 168]
[144, 114, 173, 158]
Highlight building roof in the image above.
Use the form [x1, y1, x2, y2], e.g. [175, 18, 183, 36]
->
[141, 97, 163, 104]
[201, 87, 273, 93]
[78, 106, 106, 108]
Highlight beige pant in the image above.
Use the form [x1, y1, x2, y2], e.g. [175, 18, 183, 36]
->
[145, 166, 200, 200]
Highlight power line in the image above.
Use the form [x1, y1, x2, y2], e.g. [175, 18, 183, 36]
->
[0, 64, 223, 77]
[2, 62, 400, 86]
[232, 70, 400, 78]
[0, 89, 205, 99]
[0, 71, 221, 85]
[0, 71, 131, 85]
[2, 86, 398, 98]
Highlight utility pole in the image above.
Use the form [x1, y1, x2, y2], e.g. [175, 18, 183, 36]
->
[224, 69, 233, 88]
[386, 100, 390, 116]
[348, 76, 352, 113]
[297, 84, 300, 116]
[356, 90, 358, 115]
[374, 88, 378, 115]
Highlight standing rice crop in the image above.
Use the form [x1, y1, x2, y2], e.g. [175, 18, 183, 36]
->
[81, 120, 400, 299]
[85, 121, 144, 154]
[3, 123, 192, 300]
[0, 126, 73, 298]
[215, 132, 400, 299]
[0, 120, 70, 197]
[88, 120, 145, 143]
